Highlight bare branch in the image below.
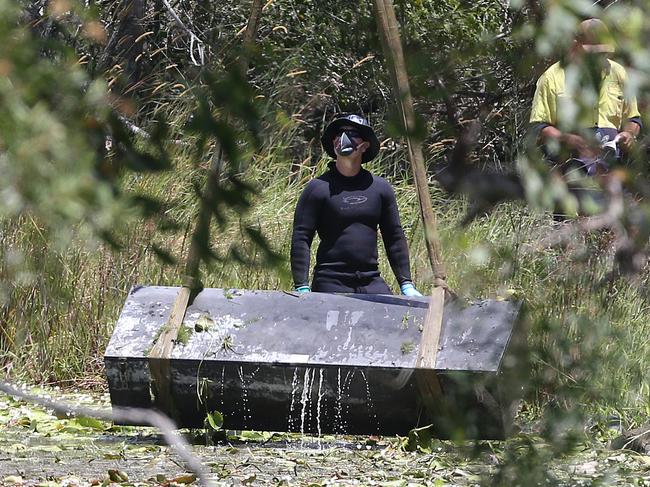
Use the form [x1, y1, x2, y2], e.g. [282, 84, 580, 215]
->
[119, 115, 151, 138]
[117, 115, 188, 146]
[160, 0, 205, 66]
[0, 380, 214, 487]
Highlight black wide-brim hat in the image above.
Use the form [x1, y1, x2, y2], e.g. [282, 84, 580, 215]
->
[321, 113, 380, 164]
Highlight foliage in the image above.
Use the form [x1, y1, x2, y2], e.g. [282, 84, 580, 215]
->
[204, 410, 224, 432]
[2, 387, 650, 485]
[1, 0, 650, 485]
[0, 0, 278, 380]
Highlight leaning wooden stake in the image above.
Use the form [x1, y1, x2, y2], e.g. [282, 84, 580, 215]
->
[239, 0, 264, 74]
[373, 0, 446, 289]
[148, 1, 265, 418]
[148, 147, 224, 417]
[374, 0, 447, 403]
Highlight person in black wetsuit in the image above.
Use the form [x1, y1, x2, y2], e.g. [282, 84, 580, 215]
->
[290, 113, 422, 296]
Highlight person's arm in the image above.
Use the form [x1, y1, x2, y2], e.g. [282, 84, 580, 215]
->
[529, 68, 598, 158]
[618, 87, 642, 151]
[540, 126, 599, 158]
[529, 71, 556, 144]
[616, 68, 642, 152]
[378, 182, 419, 295]
[290, 181, 321, 291]
[617, 120, 641, 152]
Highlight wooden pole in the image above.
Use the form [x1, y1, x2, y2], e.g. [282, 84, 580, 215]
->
[239, 0, 264, 75]
[148, 148, 224, 417]
[373, 0, 447, 406]
[373, 0, 447, 288]
[148, 0, 265, 418]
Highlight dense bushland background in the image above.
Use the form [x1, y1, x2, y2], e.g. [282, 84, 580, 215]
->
[1, 0, 650, 477]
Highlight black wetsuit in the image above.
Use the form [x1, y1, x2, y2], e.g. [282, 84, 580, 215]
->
[290, 163, 412, 294]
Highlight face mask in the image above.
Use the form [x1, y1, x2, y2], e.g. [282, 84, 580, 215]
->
[335, 130, 362, 156]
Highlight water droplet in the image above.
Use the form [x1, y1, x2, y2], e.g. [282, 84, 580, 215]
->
[360, 370, 379, 434]
[287, 367, 300, 431]
[316, 368, 324, 445]
[299, 367, 312, 437]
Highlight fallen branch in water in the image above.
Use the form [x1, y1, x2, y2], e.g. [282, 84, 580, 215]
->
[0, 380, 214, 487]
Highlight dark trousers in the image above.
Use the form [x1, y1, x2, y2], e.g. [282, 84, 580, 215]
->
[312, 274, 392, 294]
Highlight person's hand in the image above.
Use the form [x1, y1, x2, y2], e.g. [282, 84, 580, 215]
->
[561, 133, 599, 158]
[400, 282, 423, 297]
[616, 131, 635, 152]
[295, 285, 311, 293]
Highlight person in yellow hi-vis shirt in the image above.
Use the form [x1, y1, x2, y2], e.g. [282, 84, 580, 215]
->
[530, 18, 642, 175]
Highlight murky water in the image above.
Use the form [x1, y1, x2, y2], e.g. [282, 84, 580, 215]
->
[0, 389, 644, 486]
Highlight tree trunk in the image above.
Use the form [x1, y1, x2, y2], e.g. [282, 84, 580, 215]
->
[120, 0, 146, 89]
[99, 0, 146, 89]
[239, 0, 264, 75]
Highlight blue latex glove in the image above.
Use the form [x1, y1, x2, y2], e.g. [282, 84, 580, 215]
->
[400, 282, 422, 297]
[295, 285, 311, 293]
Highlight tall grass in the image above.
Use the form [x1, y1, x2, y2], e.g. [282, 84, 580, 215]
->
[1, 116, 648, 428]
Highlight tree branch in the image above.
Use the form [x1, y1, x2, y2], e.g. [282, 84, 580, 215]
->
[161, 0, 205, 66]
[0, 380, 214, 487]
